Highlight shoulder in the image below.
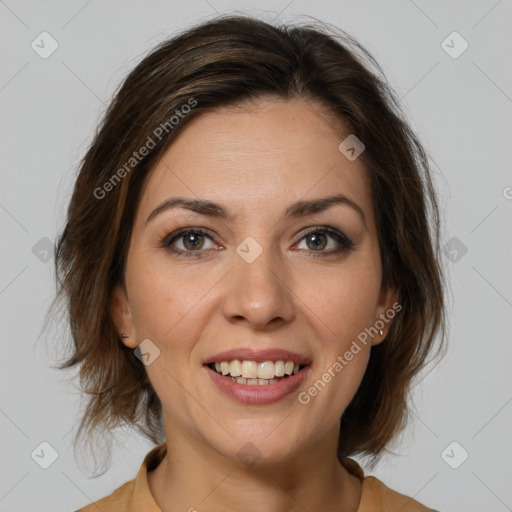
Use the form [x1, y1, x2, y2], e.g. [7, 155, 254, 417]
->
[341, 456, 439, 512]
[74, 479, 135, 512]
[73, 442, 166, 512]
[359, 475, 439, 512]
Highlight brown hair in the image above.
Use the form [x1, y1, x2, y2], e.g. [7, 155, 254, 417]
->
[50, 14, 446, 473]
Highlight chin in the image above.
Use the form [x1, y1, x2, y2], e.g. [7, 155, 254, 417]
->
[201, 419, 310, 468]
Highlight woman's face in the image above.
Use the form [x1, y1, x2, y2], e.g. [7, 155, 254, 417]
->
[113, 97, 397, 464]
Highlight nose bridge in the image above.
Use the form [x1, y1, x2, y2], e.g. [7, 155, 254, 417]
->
[222, 234, 294, 328]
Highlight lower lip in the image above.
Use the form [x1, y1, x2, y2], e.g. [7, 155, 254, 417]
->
[205, 366, 309, 404]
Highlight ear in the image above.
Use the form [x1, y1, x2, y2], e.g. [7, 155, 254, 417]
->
[371, 285, 400, 347]
[110, 283, 138, 349]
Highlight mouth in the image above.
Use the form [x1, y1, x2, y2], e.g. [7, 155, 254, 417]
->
[203, 349, 311, 404]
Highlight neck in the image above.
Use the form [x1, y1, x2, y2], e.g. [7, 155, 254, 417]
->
[148, 421, 362, 512]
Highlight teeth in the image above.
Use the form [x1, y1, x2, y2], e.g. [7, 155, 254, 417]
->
[230, 360, 242, 377]
[241, 360, 258, 379]
[274, 360, 285, 377]
[257, 361, 274, 379]
[211, 359, 304, 381]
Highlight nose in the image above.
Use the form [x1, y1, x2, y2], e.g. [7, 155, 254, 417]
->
[221, 244, 296, 330]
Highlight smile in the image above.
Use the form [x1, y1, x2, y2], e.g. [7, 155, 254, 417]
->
[203, 349, 310, 404]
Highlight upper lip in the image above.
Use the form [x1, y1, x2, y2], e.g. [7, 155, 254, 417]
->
[203, 348, 311, 365]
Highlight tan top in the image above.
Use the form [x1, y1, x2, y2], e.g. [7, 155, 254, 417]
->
[75, 443, 437, 511]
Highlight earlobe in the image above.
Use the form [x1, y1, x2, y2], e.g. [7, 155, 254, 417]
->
[371, 286, 400, 346]
[110, 284, 138, 348]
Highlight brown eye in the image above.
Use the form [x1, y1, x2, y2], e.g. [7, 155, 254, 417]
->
[305, 232, 328, 251]
[296, 227, 354, 254]
[181, 232, 206, 250]
[163, 228, 216, 257]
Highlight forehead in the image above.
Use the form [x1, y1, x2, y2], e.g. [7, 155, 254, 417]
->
[137, 98, 374, 226]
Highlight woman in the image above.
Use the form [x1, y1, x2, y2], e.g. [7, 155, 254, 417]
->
[54, 14, 446, 512]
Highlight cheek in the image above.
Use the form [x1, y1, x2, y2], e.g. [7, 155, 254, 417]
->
[303, 261, 381, 417]
[125, 261, 211, 425]
[126, 257, 218, 356]
[299, 258, 382, 343]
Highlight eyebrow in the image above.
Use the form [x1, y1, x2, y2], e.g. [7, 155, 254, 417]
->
[145, 194, 367, 228]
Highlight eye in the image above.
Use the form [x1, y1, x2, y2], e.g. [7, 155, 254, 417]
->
[162, 228, 217, 257]
[295, 227, 354, 255]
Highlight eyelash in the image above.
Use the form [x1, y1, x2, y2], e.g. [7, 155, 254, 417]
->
[160, 226, 354, 258]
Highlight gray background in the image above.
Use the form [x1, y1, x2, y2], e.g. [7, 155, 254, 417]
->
[1, 1, 511, 511]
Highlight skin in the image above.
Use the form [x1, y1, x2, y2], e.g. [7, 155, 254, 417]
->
[111, 97, 398, 512]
